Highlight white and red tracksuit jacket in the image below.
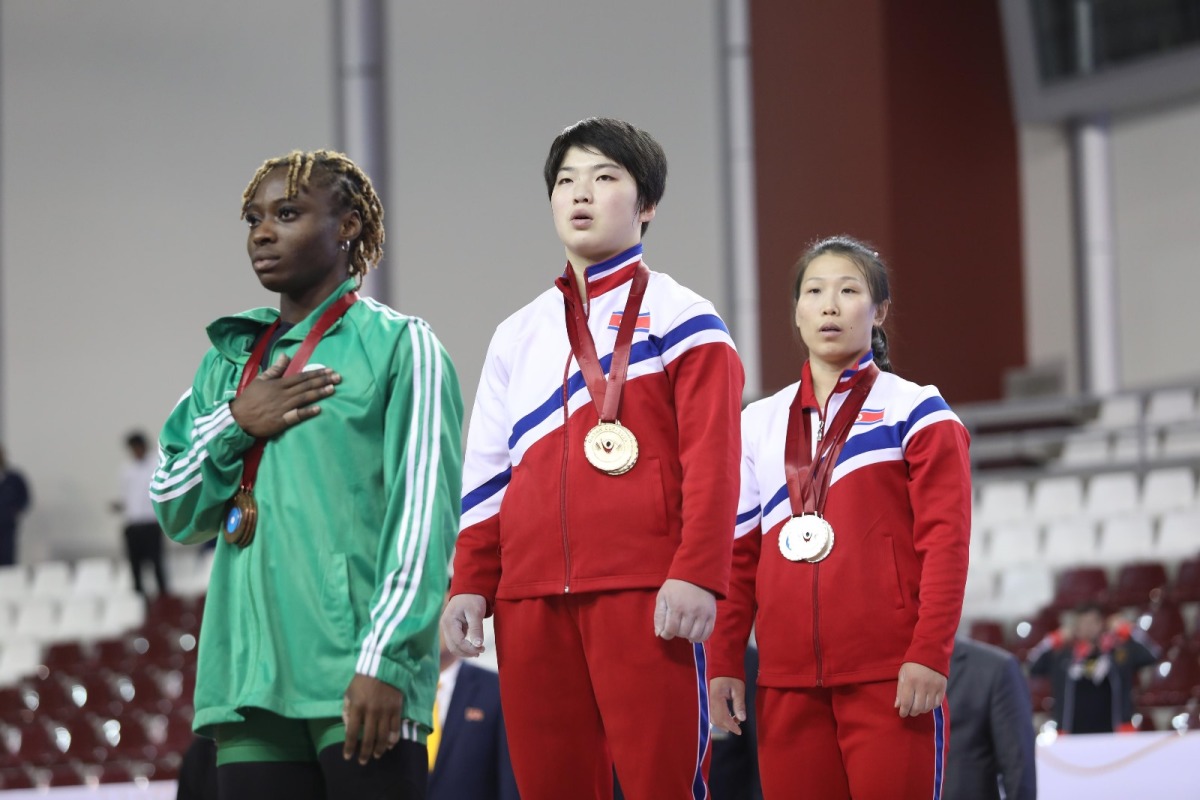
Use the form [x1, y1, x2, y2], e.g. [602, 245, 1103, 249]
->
[451, 244, 745, 606]
[710, 354, 971, 687]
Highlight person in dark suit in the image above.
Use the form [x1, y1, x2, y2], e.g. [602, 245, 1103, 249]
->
[944, 636, 1037, 800]
[428, 639, 519, 799]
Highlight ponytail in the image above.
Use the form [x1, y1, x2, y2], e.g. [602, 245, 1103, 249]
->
[871, 325, 893, 373]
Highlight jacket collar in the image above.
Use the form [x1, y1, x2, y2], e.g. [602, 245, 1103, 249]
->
[556, 243, 644, 302]
[206, 277, 359, 363]
[799, 351, 876, 409]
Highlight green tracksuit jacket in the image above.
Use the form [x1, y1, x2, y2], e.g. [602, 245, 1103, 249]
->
[151, 279, 463, 741]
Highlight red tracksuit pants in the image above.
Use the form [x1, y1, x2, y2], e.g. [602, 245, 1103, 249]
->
[757, 682, 949, 800]
[494, 591, 711, 800]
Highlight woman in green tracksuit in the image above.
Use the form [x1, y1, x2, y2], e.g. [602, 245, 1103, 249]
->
[152, 149, 463, 800]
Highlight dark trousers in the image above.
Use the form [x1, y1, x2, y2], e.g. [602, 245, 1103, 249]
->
[217, 740, 427, 800]
[0, 527, 14, 566]
[124, 521, 168, 596]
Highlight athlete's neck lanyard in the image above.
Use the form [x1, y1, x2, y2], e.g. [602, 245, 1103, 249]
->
[233, 291, 358, 492]
[784, 362, 879, 517]
[561, 263, 649, 423]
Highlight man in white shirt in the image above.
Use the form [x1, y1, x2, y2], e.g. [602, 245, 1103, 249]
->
[113, 431, 168, 596]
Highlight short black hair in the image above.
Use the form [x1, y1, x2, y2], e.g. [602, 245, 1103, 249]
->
[126, 432, 148, 449]
[543, 118, 667, 235]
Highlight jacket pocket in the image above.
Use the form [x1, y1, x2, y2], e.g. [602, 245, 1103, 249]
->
[883, 535, 906, 610]
[321, 552, 358, 650]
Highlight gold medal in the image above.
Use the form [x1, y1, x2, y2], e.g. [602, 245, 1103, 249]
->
[778, 514, 834, 563]
[222, 488, 258, 547]
[583, 421, 639, 475]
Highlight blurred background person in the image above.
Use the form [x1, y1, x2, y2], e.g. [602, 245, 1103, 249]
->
[1028, 602, 1160, 734]
[428, 594, 518, 800]
[112, 431, 168, 596]
[0, 443, 31, 566]
[944, 635, 1036, 800]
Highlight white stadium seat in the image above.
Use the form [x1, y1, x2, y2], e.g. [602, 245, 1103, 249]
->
[1030, 476, 1084, 523]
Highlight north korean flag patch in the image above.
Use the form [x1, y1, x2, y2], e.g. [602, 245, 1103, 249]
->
[607, 311, 651, 332]
[855, 408, 885, 425]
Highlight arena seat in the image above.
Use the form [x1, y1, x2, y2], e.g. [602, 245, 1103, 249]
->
[976, 480, 1030, 527]
[1161, 428, 1200, 459]
[0, 638, 41, 687]
[12, 600, 59, 644]
[1085, 472, 1139, 518]
[1156, 510, 1200, 561]
[28, 562, 72, 599]
[1170, 556, 1200, 603]
[1011, 605, 1061, 661]
[1138, 601, 1186, 649]
[55, 597, 103, 644]
[1043, 519, 1099, 567]
[1110, 562, 1170, 608]
[1141, 466, 1197, 514]
[1096, 512, 1157, 566]
[992, 564, 1055, 619]
[70, 557, 118, 597]
[1060, 432, 1110, 466]
[1146, 388, 1197, 426]
[987, 521, 1042, 567]
[0, 566, 28, 602]
[969, 620, 1006, 648]
[1030, 476, 1085, 523]
[1050, 566, 1109, 612]
[1139, 643, 1200, 708]
[1096, 394, 1142, 429]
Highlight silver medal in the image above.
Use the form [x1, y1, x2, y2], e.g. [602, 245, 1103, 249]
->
[778, 514, 835, 562]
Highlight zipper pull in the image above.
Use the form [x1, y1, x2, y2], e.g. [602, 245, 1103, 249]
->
[816, 418, 825, 443]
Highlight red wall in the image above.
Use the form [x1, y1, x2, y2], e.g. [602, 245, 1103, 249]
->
[749, 1, 1025, 403]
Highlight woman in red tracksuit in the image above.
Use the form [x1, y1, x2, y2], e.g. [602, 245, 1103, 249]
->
[709, 235, 971, 799]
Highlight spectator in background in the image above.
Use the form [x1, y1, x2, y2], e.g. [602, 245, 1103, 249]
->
[1028, 602, 1160, 734]
[112, 431, 168, 596]
[944, 635, 1036, 800]
[428, 594, 518, 800]
[0, 443, 31, 566]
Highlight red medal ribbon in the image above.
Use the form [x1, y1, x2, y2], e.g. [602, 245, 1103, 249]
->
[233, 291, 359, 491]
[784, 362, 880, 517]
[561, 263, 650, 423]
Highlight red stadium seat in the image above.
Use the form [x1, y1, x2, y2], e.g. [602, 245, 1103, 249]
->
[21, 676, 79, 717]
[1138, 642, 1200, 708]
[969, 620, 1007, 648]
[41, 642, 89, 675]
[0, 687, 34, 726]
[0, 767, 35, 789]
[1010, 605, 1061, 662]
[1028, 674, 1054, 714]
[107, 716, 158, 762]
[1109, 562, 1170, 608]
[1172, 557, 1200, 604]
[1051, 567, 1109, 612]
[1138, 602, 1186, 649]
[10, 720, 68, 766]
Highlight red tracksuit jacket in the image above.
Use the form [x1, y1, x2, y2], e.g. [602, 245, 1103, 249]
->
[710, 354, 971, 687]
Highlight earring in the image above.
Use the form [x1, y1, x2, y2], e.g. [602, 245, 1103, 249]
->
[340, 241, 350, 252]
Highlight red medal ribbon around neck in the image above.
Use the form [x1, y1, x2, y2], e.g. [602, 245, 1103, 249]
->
[784, 363, 880, 517]
[561, 263, 650, 423]
[232, 291, 359, 492]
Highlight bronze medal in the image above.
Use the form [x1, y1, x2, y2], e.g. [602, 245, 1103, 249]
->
[583, 421, 639, 475]
[223, 291, 360, 549]
[778, 514, 834, 562]
[223, 488, 258, 547]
